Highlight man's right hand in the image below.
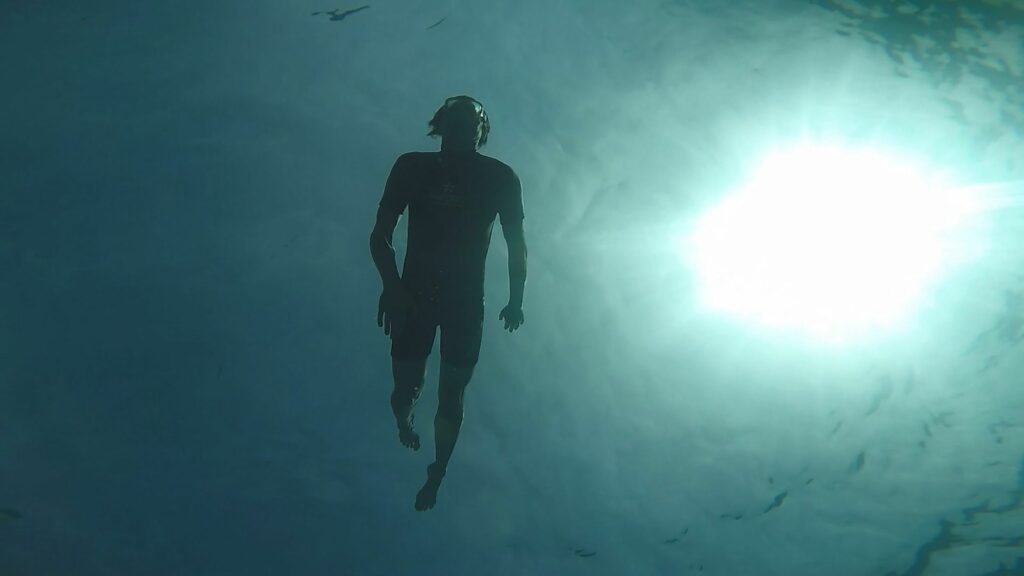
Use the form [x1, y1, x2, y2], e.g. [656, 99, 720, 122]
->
[378, 282, 414, 338]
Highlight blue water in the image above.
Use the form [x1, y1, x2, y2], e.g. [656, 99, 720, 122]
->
[1, 1, 1023, 574]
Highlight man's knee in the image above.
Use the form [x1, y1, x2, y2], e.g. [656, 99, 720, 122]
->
[437, 361, 474, 420]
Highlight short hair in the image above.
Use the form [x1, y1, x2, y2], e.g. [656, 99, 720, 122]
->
[427, 95, 490, 147]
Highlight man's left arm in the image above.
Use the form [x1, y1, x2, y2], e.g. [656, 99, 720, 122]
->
[500, 219, 527, 331]
[504, 220, 527, 307]
[498, 170, 527, 332]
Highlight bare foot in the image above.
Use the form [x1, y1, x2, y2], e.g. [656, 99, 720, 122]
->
[415, 463, 445, 511]
[397, 413, 420, 451]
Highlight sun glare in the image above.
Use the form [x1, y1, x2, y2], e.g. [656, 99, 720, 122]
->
[681, 143, 977, 342]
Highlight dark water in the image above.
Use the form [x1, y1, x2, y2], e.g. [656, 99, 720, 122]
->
[1, 1, 1022, 574]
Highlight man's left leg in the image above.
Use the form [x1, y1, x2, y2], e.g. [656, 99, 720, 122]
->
[415, 361, 474, 511]
[434, 361, 474, 469]
[415, 305, 482, 511]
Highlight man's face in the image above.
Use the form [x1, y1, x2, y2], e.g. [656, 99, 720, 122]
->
[444, 99, 484, 146]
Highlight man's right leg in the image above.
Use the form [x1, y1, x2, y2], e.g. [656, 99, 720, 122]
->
[389, 294, 438, 452]
[391, 357, 427, 450]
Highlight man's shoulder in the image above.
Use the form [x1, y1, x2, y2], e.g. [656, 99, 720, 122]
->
[395, 151, 432, 166]
[397, 150, 519, 183]
[474, 153, 519, 182]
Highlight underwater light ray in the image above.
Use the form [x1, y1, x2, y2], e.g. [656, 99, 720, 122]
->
[680, 143, 994, 343]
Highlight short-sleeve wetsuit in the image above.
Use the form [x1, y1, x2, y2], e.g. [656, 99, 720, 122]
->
[379, 150, 524, 367]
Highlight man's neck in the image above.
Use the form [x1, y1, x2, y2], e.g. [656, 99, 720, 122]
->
[440, 140, 477, 154]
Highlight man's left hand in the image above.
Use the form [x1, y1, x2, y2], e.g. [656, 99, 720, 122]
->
[498, 304, 524, 332]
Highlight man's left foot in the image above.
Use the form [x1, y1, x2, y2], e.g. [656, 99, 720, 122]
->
[414, 463, 446, 511]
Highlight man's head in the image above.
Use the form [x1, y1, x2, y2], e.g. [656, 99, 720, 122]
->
[427, 95, 490, 149]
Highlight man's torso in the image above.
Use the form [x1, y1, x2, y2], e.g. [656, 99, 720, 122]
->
[398, 151, 516, 309]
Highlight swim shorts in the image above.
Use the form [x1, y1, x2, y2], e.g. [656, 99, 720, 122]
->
[391, 299, 484, 368]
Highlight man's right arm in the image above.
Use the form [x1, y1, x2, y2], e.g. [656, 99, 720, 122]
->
[369, 154, 414, 291]
[369, 207, 402, 291]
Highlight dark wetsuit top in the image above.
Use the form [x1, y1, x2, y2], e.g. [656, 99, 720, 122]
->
[379, 150, 524, 312]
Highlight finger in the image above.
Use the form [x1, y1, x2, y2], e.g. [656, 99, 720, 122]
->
[384, 313, 391, 336]
[378, 307, 384, 327]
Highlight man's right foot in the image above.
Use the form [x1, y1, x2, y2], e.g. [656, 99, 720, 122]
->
[397, 413, 420, 451]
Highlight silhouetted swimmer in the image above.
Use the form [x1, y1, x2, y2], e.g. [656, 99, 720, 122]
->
[312, 6, 368, 22]
[0, 509, 21, 522]
[370, 95, 527, 511]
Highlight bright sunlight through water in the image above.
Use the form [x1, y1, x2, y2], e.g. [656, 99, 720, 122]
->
[682, 142, 984, 343]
